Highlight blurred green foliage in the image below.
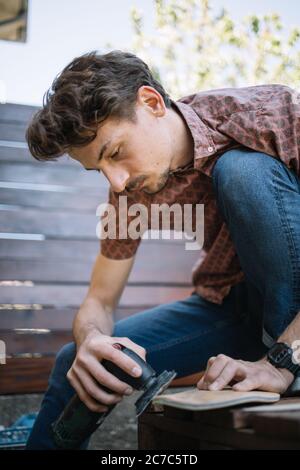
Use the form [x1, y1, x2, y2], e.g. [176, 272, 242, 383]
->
[128, 0, 300, 98]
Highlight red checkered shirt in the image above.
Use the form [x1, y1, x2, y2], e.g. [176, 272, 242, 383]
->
[100, 84, 300, 304]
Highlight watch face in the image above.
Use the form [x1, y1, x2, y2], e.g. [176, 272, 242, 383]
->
[269, 343, 290, 364]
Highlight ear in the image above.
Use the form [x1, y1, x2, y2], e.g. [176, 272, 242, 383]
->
[136, 85, 165, 117]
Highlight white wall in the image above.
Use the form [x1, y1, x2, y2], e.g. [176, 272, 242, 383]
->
[0, 0, 299, 106]
[0, 0, 154, 106]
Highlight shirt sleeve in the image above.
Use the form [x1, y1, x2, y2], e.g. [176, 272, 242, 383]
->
[217, 85, 300, 176]
[99, 188, 142, 260]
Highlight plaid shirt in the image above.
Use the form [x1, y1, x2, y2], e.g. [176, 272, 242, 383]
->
[100, 84, 300, 304]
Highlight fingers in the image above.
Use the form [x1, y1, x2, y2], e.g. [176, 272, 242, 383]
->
[72, 366, 124, 405]
[87, 356, 135, 396]
[92, 339, 144, 378]
[232, 378, 257, 392]
[78, 340, 144, 395]
[197, 356, 216, 389]
[67, 369, 111, 413]
[117, 337, 147, 360]
[69, 335, 148, 410]
[197, 355, 291, 394]
[208, 361, 245, 390]
[197, 354, 246, 391]
[199, 354, 230, 389]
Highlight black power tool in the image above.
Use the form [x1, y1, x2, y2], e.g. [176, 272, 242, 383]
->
[51, 342, 177, 449]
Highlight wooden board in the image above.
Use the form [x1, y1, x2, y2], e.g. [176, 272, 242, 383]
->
[138, 410, 300, 450]
[0, 242, 198, 284]
[0, 284, 193, 307]
[0, 357, 55, 394]
[0, 102, 39, 122]
[0, 306, 147, 330]
[152, 387, 280, 411]
[1, 329, 73, 355]
[0, 102, 202, 395]
[0, 187, 104, 211]
[0, 208, 100, 238]
[0, 145, 73, 165]
[0, 161, 107, 187]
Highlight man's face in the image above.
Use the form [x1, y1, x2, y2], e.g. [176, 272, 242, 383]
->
[69, 87, 177, 195]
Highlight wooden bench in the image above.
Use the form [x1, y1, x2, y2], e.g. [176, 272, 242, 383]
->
[138, 396, 300, 449]
[0, 102, 201, 394]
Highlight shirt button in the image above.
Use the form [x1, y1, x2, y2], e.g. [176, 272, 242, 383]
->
[207, 146, 214, 153]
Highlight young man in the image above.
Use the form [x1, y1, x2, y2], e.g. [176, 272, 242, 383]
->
[25, 50, 300, 449]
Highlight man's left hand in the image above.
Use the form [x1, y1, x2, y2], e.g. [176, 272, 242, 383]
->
[197, 354, 294, 394]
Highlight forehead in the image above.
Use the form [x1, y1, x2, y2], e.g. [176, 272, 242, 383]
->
[68, 118, 132, 161]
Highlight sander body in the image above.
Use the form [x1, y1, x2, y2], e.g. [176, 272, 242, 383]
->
[51, 342, 176, 449]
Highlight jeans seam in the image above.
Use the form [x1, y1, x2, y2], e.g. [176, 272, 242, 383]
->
[272, 166, 300, 328]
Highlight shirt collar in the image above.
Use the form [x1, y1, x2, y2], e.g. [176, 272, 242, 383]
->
[170, 98, 216, 168]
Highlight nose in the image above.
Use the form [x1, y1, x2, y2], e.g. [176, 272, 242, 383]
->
[104, 167, 130, 193]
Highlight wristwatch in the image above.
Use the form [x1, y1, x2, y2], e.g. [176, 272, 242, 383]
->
[267, 342, 300, 377]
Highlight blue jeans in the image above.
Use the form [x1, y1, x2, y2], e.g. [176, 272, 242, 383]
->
[26, 149, 300, 449]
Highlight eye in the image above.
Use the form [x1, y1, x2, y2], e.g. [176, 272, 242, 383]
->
[110, 149, 120, 160]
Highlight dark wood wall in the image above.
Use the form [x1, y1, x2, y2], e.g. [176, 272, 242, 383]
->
[0, 102, 199, 393]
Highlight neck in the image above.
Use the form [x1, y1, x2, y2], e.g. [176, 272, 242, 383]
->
[168, 104, 194, 171]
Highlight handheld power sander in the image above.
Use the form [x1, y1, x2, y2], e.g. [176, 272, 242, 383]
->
[51, 342, 177, 449]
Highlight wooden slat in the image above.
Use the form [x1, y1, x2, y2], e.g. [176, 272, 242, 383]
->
[251, 411, 300, 440]
[0, 238, 189, 259]
[0, 258, 195, 284]
[0, 103, 39, 122]
[0, 147, 82, 169]
[0, 187, 104, 211]
[0, 102, 199, 395]
[0, 122, 28, 141]
[0, 239, 99, 260]
[0, 208, 202, 244]
[0, 284, 193, 307]
[0, 209, 99, 238]
[0, 145, 81, 167]
[0, 307, 76, 330]
[138, 412, 300, 450]
[2, 330, 73, 355]
[0, 357, 55, 394]
[0, 242, 198, 284]
[0, 161, 107, 187]
[0, 146, 33, 162]
[0, 305, 157, 360]
[0, 305, 147, 331]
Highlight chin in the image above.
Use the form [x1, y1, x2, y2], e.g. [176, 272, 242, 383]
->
[142, 171, 169, 194]
[144, 182, 165, 195]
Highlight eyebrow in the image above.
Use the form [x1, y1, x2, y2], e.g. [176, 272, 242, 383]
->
[84, 139, 111, 171]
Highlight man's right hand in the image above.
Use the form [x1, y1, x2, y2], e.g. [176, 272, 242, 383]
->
[67, 332, 147, 412]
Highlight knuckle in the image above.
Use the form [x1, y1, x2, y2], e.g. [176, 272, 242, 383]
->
[88, 336, 104, 351]
[106, 347, 119, 363]
[76, 353, 87, 367]
[66, 369, 72, 381]
[120, 338, 146, 354]
[217, 354, 227, 361]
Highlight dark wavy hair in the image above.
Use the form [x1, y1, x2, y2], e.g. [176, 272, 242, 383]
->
[26, 50, 172, 161]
